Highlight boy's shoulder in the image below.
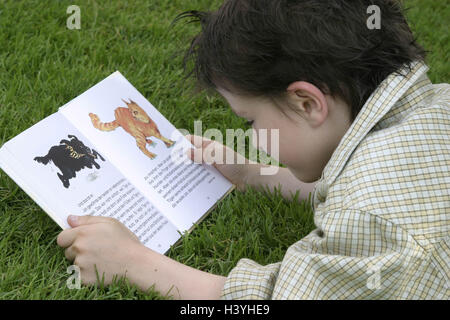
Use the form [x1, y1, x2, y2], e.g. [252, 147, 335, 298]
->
[351, 76, 449, 168]
[314, 63, 448, 230]
[361, 77, 449, 150]
[307, 62, 448, 299]
[337, 75, 449, 243]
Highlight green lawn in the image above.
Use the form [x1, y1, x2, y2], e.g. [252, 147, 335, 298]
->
[0, 0, 448, 299]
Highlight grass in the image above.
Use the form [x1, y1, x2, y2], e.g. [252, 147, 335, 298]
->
[0, 0, 448, 299]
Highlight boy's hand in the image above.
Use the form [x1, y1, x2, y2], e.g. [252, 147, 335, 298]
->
[185, 134, 253, 191]
[57, 215, 146, 286]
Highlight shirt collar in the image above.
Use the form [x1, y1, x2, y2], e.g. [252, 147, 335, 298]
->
[313, 60, 429, 208]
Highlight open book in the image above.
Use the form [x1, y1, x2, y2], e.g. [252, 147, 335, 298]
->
[0, 72, 234, 254]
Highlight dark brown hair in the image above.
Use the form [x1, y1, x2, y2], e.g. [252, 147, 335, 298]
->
[175, 0, 426, 120]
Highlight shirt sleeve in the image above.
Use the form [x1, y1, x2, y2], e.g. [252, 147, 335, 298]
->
[220, 209, 425, 299]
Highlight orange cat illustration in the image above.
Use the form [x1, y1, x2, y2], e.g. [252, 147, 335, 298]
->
[88, 99, 175, 159]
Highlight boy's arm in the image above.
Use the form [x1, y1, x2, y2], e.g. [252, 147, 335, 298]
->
[186, 135, 317, 202]
[245, 164, 318, 202]
[58, 215, 226, 300]
[130, 246, 227, 299]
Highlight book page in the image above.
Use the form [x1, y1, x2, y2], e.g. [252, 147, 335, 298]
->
[59, 72, 234, 232]
[0, 112, 180, 254]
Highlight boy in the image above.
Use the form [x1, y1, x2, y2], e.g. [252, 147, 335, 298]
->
[57, 0, 449, 299]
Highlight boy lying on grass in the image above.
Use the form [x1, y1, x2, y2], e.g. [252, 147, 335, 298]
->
[57, 0, 449, 299]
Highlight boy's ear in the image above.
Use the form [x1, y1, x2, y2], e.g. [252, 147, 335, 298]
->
[286, 81, 328, 128]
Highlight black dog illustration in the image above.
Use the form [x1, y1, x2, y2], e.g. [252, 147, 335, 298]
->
[34, 134, 105, 188]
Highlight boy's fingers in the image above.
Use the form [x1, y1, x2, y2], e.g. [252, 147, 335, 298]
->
[64, 245, 76, 261]
[185, 134, 214, 149]
[185, 134, 200, 147]
[57, 228, 77, 248]
[203, 142, 220, 165]
[185, 147, 196, 162]
[58, 215, 116, 248]
[185, 135, 232, 165]
[184, 134, 193, 145]
[186, 142, 222, 164]
[189, 147, 206, 164]
[67, 214, 114, 228]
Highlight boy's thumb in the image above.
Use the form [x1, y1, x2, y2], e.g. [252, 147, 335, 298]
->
[68, 215, 81, 227]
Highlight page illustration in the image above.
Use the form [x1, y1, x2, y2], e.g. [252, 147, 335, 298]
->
[33, 134, 106, 188]
[88, 98, 175, 160]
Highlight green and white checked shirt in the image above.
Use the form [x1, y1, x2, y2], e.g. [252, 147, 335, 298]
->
[221, 61, 450, 299]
